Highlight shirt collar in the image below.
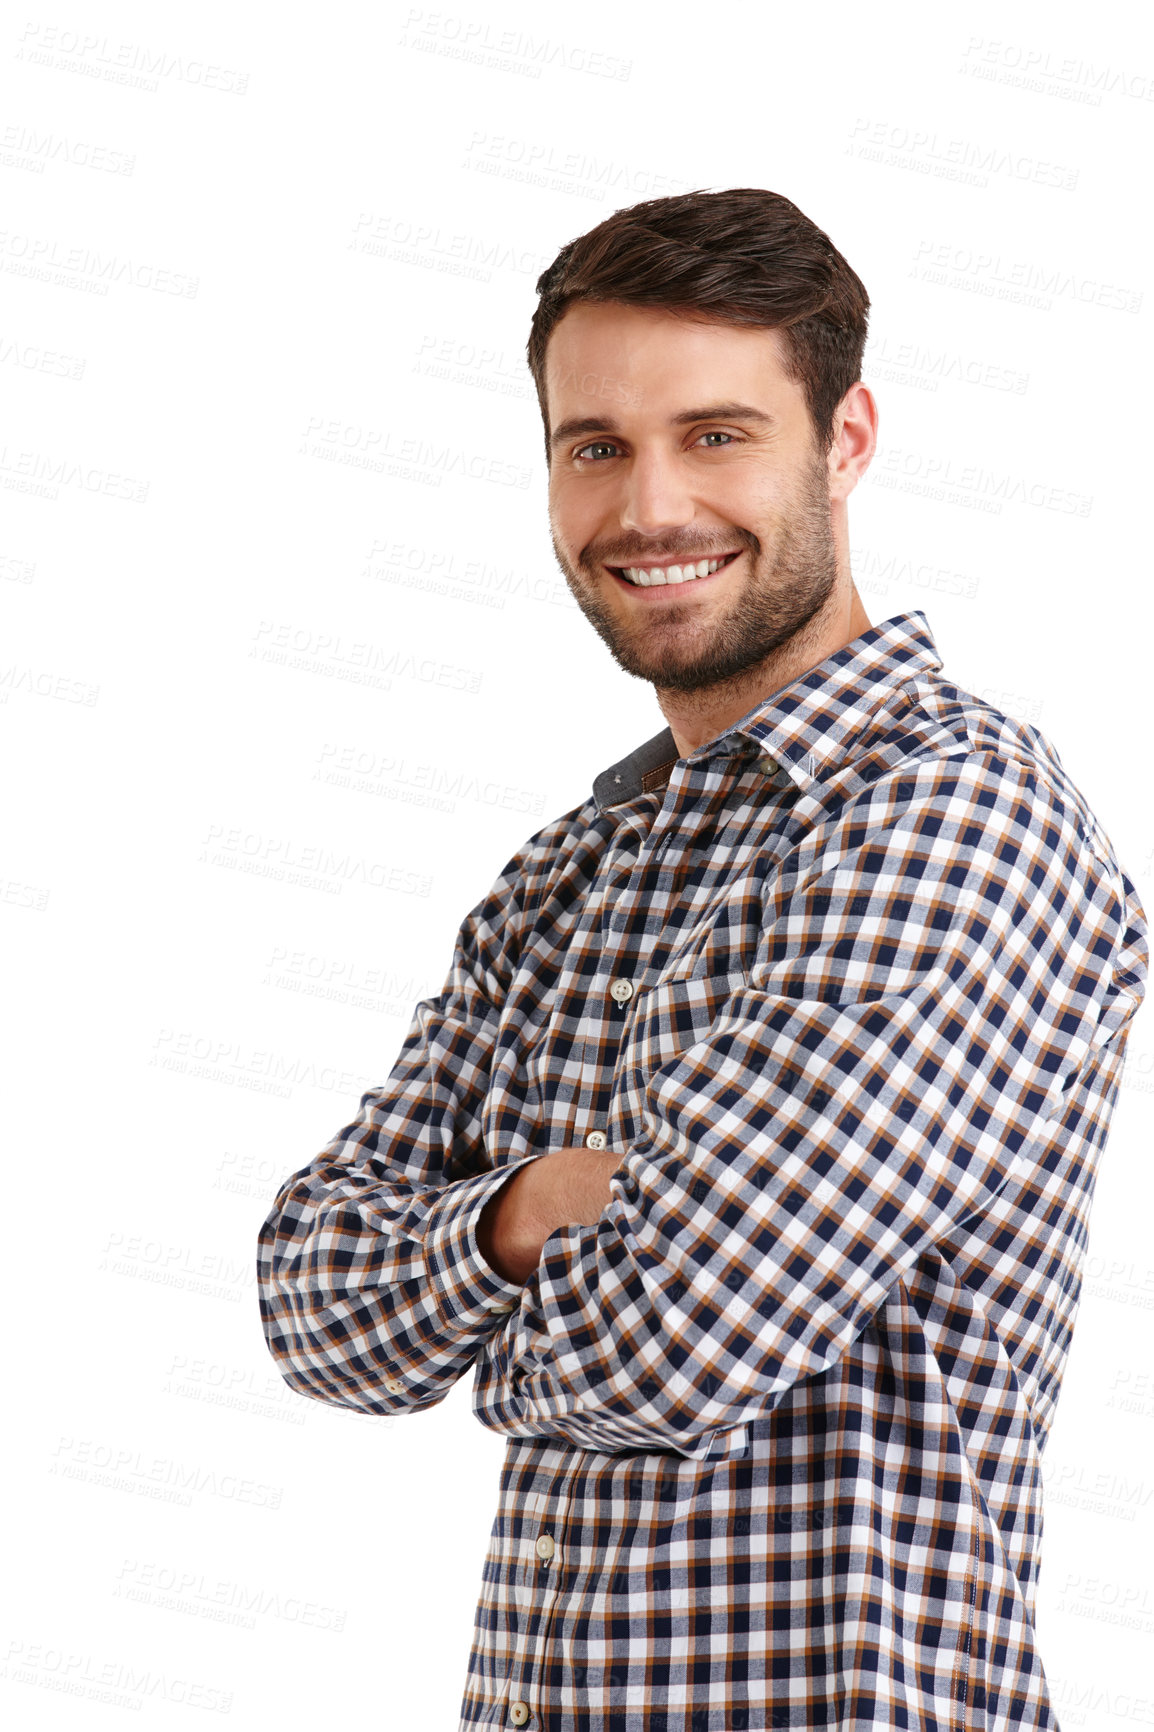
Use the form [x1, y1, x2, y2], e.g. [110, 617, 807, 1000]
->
[592, 611, 944, 814]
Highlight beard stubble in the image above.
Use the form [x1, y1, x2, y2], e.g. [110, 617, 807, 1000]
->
[552, 447, 840, 705]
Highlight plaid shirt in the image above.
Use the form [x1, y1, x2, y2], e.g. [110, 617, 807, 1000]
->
[257, 611, 1147, 1730]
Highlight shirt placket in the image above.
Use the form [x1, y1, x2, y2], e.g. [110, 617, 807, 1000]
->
[567, 805, 655, 1153]
[498, 759, 745, 1726]
[576, 762, 726, 1151]
[499, 1449, 585, 1731]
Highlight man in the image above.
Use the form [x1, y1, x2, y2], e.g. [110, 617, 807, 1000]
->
[257, 188, 1147, 1729]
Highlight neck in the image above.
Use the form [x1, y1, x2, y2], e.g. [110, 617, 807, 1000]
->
[656, 580, 871, 757]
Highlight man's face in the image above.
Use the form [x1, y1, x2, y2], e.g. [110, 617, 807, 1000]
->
[545, 302, 840, 694]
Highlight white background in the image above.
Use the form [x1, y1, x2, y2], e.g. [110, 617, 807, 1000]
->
[4, 1, 1152, 1725]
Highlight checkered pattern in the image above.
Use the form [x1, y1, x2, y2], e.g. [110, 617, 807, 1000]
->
[257, 612, 1147, 1730]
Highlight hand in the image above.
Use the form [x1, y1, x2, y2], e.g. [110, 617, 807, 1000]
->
[475, 1148, 620, 1286]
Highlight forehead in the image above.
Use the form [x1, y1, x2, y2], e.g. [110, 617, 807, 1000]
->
[543, 301, 801, 421]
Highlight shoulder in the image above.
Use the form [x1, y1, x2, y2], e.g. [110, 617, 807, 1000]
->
[840, 664, 1125, 872]
[456, 794, 607, 982]
[784, 669, 1143, 963]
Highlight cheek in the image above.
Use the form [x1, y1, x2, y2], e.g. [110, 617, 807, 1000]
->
[562, 513, 620, 578]
[548, 482, 597, 549]
[703, 469, 783, 534]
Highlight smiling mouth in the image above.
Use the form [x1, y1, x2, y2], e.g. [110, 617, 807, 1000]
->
[607, 550, 742, 589]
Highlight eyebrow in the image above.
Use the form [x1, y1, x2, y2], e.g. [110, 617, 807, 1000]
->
[548, 401, 777, 450]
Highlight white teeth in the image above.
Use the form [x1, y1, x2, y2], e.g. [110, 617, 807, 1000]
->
[621, 553, 734, 586]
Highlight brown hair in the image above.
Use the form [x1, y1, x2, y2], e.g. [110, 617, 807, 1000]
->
[527, 186, 870, 462]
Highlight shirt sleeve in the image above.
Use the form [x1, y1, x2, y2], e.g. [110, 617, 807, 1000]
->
[256, 845, 544, 1416]
[472, 754, 1148, 1457]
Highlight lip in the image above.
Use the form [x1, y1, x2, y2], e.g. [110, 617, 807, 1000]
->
[604, 549, 742, 597]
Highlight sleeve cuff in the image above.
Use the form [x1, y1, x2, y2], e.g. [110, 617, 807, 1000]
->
[419, 1159, 545, 1326]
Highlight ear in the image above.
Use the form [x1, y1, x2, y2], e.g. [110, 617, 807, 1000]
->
[827, 383, 878, 502]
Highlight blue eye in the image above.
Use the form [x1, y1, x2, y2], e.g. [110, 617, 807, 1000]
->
[574, 442, 618, 461]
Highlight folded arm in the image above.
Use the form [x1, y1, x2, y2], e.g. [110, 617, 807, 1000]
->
[470, 755, 1143, 1456]
[256, 848, 542, 1415]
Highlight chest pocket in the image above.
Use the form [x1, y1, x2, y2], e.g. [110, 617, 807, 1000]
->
[627, 962, 751, 1064]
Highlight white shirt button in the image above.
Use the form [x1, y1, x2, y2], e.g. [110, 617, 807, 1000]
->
[535, 1533, 555, 1559]
[585, 1130, 607, 1150]
[609, 978, 634, 1004]
[509, 1703, 530, 1727]
[384, 1376, 404, 1394]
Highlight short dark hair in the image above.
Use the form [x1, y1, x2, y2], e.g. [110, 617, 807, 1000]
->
[527, 186, 870, 463]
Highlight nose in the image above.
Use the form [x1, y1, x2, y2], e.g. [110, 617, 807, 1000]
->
[618, 447, 696, 539]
